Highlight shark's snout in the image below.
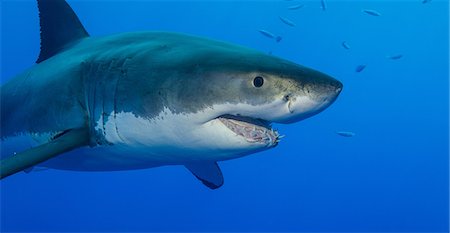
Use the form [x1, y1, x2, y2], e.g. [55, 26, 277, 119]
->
[317, 77, 343, 102]
[276, 74, 343, 124]
[308, 71, 343, 99]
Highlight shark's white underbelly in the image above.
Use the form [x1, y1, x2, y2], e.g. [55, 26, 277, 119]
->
[0, 110, 251, 171]
[0, 103, 280, 171]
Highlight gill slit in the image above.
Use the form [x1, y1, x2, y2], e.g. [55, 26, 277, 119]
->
[101, 59, 120, 139]
[83, 61, 97, 146]
[113, 58, 131, 143]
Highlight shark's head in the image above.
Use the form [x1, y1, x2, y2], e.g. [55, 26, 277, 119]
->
[187, 52, 342, 151]
[206, 62, 343, 125]
[102, 33, 342, 162]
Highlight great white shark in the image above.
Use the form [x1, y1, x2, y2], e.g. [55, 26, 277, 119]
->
[0, 0, 342, 189]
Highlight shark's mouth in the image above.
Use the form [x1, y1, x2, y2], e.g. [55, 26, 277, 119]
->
[217, 114, 280, 146]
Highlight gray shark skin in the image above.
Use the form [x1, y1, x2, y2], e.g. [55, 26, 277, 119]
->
[0, 0, 342, 188]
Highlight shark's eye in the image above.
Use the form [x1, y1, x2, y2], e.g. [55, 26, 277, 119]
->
[253, 76, 264, 88]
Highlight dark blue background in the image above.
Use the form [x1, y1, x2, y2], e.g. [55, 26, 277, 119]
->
[1, 0, 448, 232]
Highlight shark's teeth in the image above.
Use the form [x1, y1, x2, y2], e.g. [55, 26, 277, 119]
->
[218, 116, 279, 146]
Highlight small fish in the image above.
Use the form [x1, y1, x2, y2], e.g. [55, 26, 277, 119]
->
[288, 4, 304, 10]
[341, 41, 350, 50]
[279, 16, 296, 27]
[422, 0, 432, 3]
[355, 64, 366, 72]
[362, 9, 381, 16]
[258, 29, 275, 39]
[336, 131, 356, 137]
[321, 0, 327, 11]
[388, 54, 403, 60]
[275, 36, 283, 43]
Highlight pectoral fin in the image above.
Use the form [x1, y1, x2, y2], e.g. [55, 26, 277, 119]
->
[185, 162, 224, 189]
[0, 127, 89, 179]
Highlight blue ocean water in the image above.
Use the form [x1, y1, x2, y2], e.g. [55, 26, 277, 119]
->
[0, 0, 448, 232]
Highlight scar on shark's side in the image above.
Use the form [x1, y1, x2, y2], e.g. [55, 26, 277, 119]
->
[0, 0, 342, 189]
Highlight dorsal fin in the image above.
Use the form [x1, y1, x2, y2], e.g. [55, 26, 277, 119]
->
[36, 0, 89, 63]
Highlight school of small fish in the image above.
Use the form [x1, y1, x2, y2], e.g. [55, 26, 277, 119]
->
[254, 0, 427, 137]
[255, 0, 415, 70]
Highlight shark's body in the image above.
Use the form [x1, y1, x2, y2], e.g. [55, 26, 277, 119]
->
[0, 0, 342, 188]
